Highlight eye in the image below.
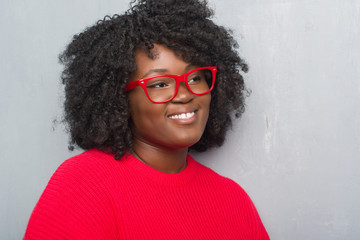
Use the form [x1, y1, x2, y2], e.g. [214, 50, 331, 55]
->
[146, 77, 174, 89]
[188, 75, 203, 84]
[147, 81, 169, 88]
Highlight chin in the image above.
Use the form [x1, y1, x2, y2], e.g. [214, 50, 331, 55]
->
[168, 134, 203, 149]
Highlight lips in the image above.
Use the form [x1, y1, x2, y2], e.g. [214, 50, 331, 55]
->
[168, 111, 195, 119]
[167, 108, 199, 123]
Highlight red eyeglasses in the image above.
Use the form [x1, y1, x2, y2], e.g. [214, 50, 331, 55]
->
[125, 66, 217, 103]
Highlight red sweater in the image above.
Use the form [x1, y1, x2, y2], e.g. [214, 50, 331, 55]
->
[24, 149, 269, 239]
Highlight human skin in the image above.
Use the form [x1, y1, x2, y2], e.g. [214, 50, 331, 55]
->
[127, 44, 211, 173]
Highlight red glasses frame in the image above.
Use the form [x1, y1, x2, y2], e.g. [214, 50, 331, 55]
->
[125, 66, 217, 103]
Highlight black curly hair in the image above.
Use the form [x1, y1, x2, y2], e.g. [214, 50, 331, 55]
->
[59, 0, 248, 159]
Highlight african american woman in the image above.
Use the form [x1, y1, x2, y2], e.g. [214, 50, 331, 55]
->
[24, 0, 270, 239]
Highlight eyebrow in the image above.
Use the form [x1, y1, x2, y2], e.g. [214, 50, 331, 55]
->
[142, 64, 194, 78]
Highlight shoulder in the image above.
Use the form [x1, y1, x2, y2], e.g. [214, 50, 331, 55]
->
[55, 148, 117, 180]
[24, 149, 121, 239]
[192, 156, 246, 191]
[190, 157, 270, 239]
[37, 148, 121, 207]
[59, 148, 117, 171]
[190, 155, 253, 202]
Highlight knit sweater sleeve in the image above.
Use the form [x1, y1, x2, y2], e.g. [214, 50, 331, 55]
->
[245, 192, 270, 240]
[23, 154, 120, 240]
[223, 177, 270, 240]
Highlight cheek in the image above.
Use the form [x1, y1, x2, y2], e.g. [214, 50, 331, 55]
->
[129, 96, 164, 134]
[129, 91, 148, 118]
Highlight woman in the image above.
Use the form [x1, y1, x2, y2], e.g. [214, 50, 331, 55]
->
[24, 0, 269, 239]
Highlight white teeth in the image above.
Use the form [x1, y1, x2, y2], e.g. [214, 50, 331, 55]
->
[169, 112, 195, 119]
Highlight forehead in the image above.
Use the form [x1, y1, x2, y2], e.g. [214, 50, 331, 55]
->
[131, 44, 191, 80]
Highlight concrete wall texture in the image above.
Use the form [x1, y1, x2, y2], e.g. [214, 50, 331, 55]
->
[1, 0, 359, 239]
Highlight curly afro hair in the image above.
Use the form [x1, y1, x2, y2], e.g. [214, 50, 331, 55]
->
[59, 0, 248, 159]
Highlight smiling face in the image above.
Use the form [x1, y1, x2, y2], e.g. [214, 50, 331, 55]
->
[127, 44, 211, 150]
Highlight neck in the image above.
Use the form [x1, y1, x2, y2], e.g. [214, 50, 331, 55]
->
[130, 139, 188, 174]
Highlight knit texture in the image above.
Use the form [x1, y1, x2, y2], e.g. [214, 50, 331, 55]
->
[24, 149, 269, 239]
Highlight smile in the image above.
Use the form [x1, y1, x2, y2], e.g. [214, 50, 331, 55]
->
[168, 111, 195, 119]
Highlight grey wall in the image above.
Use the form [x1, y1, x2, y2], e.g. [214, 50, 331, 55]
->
[1, 0, 359, 239]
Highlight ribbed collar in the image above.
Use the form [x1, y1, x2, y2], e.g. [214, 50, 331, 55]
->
[122, 152, 199, 187]
[86, 149, 200, 186]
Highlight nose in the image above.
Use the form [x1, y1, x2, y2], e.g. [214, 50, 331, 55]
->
[171, 82, 194, 103]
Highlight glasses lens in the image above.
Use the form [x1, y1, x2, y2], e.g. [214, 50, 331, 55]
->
[187, 69, 213, 94]
[146, 77, 176, 102]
